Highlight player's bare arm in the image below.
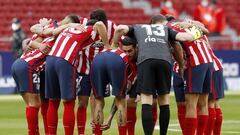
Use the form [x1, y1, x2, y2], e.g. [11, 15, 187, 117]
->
[52, 24, 69, 37]
[175, 26, 203, 42]
[174, 21, 209, 34]
[171, 41, 184, 78]
[112, 25, 129, 47]
[22, 38, 32, 53]
[30, 18, 52, 36]
[94, 21, 110, 48]
[171, 41, 184, 68]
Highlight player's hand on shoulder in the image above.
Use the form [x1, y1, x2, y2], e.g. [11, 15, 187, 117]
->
[39, 18, 52, 27]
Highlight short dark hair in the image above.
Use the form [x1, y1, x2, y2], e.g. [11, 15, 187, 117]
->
[165, 15, 176, 22]
[122, 36, 137, 48]
[86, 19, 98, 26]
[90, 9, 108, 26]
[149, 14, 166, 24]
[66, 15, 80, 23]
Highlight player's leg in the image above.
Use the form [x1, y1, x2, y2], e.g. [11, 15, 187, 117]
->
[197, 63, 213, 135]
[11, 59, 41, 135]
[152, 98, 157, 132]
[184, 94, 199, 135]
[205, 70, 219, 135]
[197, 93, 209, 135]
[184, 65, 204, 135]
[137, 59, 156, 135]
[90, 52, 108, 135]
[173, 72, 186, 133]
[126, 80, 138, 135]
[156, 59, 171, 135]
[76, 75, 91, 135]
[45, 56, 61, 135]
[115, 97, 127, 135]
[213, 70, 224, 135]
[214, 100, 223, 135]
[57, 58, 77, 135]
[204, 99, 216, 135]
[39, 70, 49, 135]
[107, 52, 128, 135]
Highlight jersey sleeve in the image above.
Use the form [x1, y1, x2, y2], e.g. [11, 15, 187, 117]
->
[126, 25, 135, 37]
[168, 27, 179, 41]
[126, 25, 137, 43]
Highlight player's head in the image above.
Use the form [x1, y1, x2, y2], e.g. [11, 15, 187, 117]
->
[165, 15, 176, 22]
[90, 9, 108, 26]
[149, 14, 167, 24]
[61, 15, 80, 25]
[86, 19, 98, 26]
[122, 36, 138, 62]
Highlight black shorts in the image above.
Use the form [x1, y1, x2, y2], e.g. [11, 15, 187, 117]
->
[137, 59, 171, 95]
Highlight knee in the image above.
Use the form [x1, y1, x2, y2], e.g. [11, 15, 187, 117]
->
[158, 94, 169, 105]
[78, 98, 89, 108]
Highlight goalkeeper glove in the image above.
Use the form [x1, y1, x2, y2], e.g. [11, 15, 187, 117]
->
[185, 26, 202, 40]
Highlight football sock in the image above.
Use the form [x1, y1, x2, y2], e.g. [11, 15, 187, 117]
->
[77, 106, 87, 135]
[142, 104, 153, 135]
[183, 117, 197, 135]
[152, 106, 157, 132]
[204, 108, 216, 135]
[214, 108, 223, 135]
[47, 100, 60, 135]
[118, 125, 127, 135]
[26, 106, 39, 135]
[63, 100, 75, 135]
[40, 100, 49, 134]
[127, 107, 137, 135]
[93, 123, 102, 135]
[177, 105, 186, 132]
[197, 115, 209, 135]
[159, 105, 170, 135]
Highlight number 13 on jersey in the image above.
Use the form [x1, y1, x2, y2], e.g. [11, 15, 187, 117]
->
[141, 25, 166, 36]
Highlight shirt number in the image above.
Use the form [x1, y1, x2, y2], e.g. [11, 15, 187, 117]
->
[142, 25, 165, 36]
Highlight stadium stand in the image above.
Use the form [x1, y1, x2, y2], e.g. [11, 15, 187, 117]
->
[0, 0, 239, 50]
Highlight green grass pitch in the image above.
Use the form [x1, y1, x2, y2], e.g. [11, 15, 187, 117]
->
[0, 91, 240, 135]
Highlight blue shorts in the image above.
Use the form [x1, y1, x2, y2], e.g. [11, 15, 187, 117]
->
[76, 75, 92, 97]
[11, 59, 40, 94]
[209, 70, 224, 100]
[173, 72, 185, 102]
[45, 56, 77, 100]
[184, 63, 213, 94]
[90, 52, 127, 98]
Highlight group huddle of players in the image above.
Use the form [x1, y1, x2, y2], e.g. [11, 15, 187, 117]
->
[11, 8, 224, 135]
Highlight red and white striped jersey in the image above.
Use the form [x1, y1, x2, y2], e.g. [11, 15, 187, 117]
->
[171, 25, 213, 67]
[20, 37, 55, 71]
[101, 48, 128, 64]
[48, 26, 98, 67]
[21, 34, 43, 58]
[173, 62, 180, 73]
[128, 61, 137, 84]
[209, 50, 223, 71]
[79, 17, 116, 43]
[172, 61, 189, 73]
[212, 52, 223, 71]
[77, 20, 117, 75]
[202, 35, 223, 71]
[79, 17, 89, 26]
